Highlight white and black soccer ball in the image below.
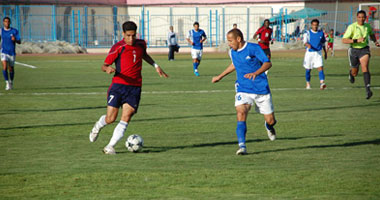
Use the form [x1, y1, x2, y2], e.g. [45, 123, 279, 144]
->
[126, 134, 144, 152]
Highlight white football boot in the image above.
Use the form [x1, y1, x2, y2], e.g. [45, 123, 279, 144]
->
[236, 147, 247, 155]
[265, 122, 276, 141]
[103, 146, 116, 155]
[5, 81, 10, 90]
[89, 122, 103, 142]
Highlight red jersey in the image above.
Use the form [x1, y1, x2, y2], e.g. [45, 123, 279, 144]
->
[104, 39, 147, 87]
[255, 27, 272, 49]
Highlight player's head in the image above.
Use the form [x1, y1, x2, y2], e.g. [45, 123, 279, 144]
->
[263, 19, 270, 28]
[3, 17, 11, 28]
[233, 23, 237, 29]
[310, 19, 319, 31]
[227, 28, 244, 51]
[330, 29, 334, 33]
[169, 25, 173, 32]
[357, 10, 366, 25]
[122, 21, 137, 45]
[193, 22, 199, 31]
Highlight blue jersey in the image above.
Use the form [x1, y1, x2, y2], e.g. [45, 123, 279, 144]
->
[187, 29, 206, 50]
[0, 27, 20, 56]
[230, 42, 271, 94]
[303, 29, 325, 52]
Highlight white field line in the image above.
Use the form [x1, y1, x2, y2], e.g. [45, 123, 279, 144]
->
[0, 87, 379, 96]
[15, 61, 37, 69]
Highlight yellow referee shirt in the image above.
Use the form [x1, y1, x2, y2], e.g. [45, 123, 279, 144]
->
[343, 22, 373, 49]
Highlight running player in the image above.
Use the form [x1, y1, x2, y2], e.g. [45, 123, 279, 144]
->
[186, 22, 207, 76]
[326, 29, 334, 56]
[89, 21, 169, 154]
[342, 10, 380, 99]
[1, 17, 21, 90]
[212, 28, 277, 155]
[303, 19, 327, 90]
[253, 19, 273, 60]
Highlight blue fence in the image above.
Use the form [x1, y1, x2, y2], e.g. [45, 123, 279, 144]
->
[1, 5, 365, 49]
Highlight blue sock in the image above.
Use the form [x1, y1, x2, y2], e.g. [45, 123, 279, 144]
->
[265, 120, 277, 131]
[2, 70, 8, 81]
[236, 121, 247, 148]
[10, 71, 14, 81]
[319, 70, 325, 81]
[193, 62, 199, 71]
[305, 69, 311, 82]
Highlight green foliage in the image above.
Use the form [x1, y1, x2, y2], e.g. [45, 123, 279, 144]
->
[0, 51, 379, 199]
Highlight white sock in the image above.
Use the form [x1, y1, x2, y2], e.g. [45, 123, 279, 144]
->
[107, 120, 128, 147]
[95, 115, 107, 130]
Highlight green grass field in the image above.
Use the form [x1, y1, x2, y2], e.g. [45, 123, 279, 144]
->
[0, 50, 379, 199]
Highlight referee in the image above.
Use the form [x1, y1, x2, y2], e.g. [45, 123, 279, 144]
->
[342, 10, 380, 99]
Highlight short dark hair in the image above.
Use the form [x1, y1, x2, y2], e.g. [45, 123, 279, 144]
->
[122, 21, 137, 32]
[193, 22, 199, 26]
[357, 10, 367, 17]
[311, 19, 319, 25]
[263, 19, 270, 24]
[3, 17, 11, 23]
[227, 28, 244, 41]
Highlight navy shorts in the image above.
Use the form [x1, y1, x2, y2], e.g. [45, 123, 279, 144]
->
[348, 46, 371, 68]
[107, 83, 141, 112]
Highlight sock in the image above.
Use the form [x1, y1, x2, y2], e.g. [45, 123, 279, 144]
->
[193, 62, 199, 71]
[305, 69, 311, 82]
[107, 120, 128, 147]
[318, 70, 325, 82]
[265, 120, 277, 131]
[95, 115, 107, 130]
[236, 121, 247, 149]
[363, 72, 371, 90]
[9, 70, 14, 81]
[2, 70, 8, 81]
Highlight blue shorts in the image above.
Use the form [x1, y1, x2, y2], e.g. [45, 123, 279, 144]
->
[107, 83, 141, 112]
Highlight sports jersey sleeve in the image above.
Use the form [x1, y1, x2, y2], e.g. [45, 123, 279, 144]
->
[186, 30, 191, 39]
[303, 31, 309, 44]
[255, 27, 263, 35]
[14, 29, 21, 41]
[104, 44, 122, 65]
[367, 24, 374, 35]
[343, 25, 353, 39]
[201, 30, 207, 39]
[252, 45, 270, 63]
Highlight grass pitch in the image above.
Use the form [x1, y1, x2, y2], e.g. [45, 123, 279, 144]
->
[0, 50, 379, 199]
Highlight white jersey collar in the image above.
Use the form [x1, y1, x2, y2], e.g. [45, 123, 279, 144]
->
[237, 42, 247, 52]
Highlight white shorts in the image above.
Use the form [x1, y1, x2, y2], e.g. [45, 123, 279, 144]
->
[303, 51, 323, 69]
[191, 48, 203, 60]
[235, 92, 274, 115]
[1, 53, 15, 66]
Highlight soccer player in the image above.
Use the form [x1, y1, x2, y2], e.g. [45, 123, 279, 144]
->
[212, 28, 277, 155]
[303, 19, 327, 90]
[326, 29, 334, 56]
[1, 17, 21, 90]
[253, 19, 273, 60]
[89, 21, 169, 155]
[186, 22, 207, 76]
[342, 10, 380, 99]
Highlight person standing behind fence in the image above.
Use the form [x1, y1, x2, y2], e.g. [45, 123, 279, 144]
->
[167, 26, 178, 61]
[1, 17, 21, 90]
[342, 10, 380, 100]
[186, 22, 207, 77]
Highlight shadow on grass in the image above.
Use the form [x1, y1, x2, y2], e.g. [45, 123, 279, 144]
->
[125, 134, 344, 153]
[249, 138, 380, 155]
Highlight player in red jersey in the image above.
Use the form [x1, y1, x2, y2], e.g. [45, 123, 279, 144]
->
[89, 21, 169, 154]
[253, 19, 273, 60]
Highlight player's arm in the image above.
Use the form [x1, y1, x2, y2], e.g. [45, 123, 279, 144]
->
[370, 33, 380, 47]
[244, 62, 271, 80]
[200, 33, 207, 43]
[186, 31, 194, 45]
[142, 52, 169, 78]
[303, 33, 311, 49]
[212, 62, 235, 83]
[253, 33, 258, 40]
[323, 45, 327, 60]
[101, 63, 115, 74]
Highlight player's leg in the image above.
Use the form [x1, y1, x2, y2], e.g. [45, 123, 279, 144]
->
[89, 106, 118, 143]
[8, 56, 15, 89]
[304, 51, 312, 89]
[235, 104, 250, 155]
[359, 53, 372, 99]
[348, 48, 359, 83]
[254, 94, 276, 141]
[317, 66, 326, 90]
[1, 55, 10, 90]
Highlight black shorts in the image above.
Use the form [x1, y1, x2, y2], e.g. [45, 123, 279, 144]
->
[348, 46, 371, 68]
[263, 48, 271, 58]
[107, 83, 141, 112]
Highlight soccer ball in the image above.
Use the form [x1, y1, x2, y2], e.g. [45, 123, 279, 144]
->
[126, 134, 144, 152]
